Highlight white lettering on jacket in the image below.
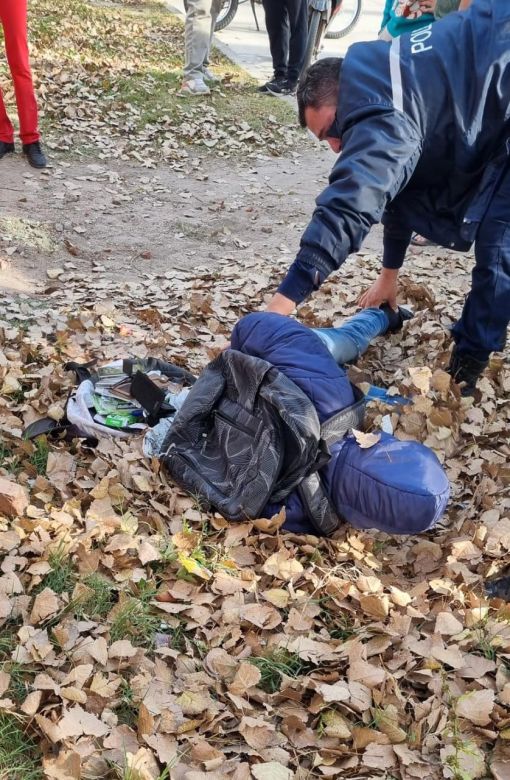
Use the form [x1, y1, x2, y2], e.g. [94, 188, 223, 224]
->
[410, 23, 433, 54]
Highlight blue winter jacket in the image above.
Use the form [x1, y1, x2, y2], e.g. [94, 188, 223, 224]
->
[232, 313, 450, 536]
[278, 0, 510, 303]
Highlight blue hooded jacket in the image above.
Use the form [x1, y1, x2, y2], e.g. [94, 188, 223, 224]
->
[232, 313, 450, 536]
[278, 0, 510, 303]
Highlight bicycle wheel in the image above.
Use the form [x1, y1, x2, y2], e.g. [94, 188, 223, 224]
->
[325, 0, 362, 39]
[215, 0, 239, 31]
[301, 9, 323, 76]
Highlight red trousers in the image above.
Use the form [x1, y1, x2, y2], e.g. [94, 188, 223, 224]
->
[0, 0, 39, 144]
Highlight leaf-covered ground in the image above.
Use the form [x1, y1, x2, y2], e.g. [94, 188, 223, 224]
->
[0, 241, 509, 779]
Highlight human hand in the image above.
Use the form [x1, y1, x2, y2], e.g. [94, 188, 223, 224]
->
[266, 292, 296, 316]
[358, 268, 399, 309]
[418, 0, 436, 11]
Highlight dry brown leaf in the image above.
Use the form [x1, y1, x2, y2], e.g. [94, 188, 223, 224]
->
[314, 681, 350, 703]
[59, 704, 109, 738]
[262, 550, 304, 580]
[362, 743, 396, 769]
[30, 587, 59, 623]
[349, 660, 386, 688]
[359, 593, 390, 619]
[251, 763, 293, 780]
[238, 716, 277, 750]
[21, 690, 42, 715]
[408, 366, 432, 395]
[352, 429, 381, 449]
[109, 639, 138, 658]
[229, 662, 262, 695]
[434, 611, 463, 635]
[455, 688, 495, 726]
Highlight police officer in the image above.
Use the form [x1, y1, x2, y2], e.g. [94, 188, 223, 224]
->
[266, 0, 509, 395]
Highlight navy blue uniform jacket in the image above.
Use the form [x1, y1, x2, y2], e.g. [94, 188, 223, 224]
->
[278, 0, 510, 303]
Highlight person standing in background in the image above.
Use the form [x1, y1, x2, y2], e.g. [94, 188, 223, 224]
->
[0, 0, 47, 168]
[258, 0, 308, 96]
[179, 0, 222, 96]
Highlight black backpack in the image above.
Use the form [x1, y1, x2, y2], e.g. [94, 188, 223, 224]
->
[161, 349, 365, 536]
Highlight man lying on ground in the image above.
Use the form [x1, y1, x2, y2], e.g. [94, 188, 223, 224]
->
[161, 306, 449, 537]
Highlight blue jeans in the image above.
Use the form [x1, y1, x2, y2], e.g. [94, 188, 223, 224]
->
[313, 308, 389, 366]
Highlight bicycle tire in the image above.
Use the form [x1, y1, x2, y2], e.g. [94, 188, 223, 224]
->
[325, 0, 362, 39]
[214, 0, 239, 31]
[301, 9, 323, 77]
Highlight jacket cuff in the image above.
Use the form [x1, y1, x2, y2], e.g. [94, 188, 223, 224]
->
[382, 236, 408, 269]
[277, 248, 333, 304]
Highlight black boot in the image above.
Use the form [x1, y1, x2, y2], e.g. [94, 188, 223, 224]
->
[447, 347, 488, 396]
[22, 141, 47, 169]
[380, 303, 414, 333]
[258, 77, 287, 93]
[267, 79, 297, 95]
[0, 141, 14, 159]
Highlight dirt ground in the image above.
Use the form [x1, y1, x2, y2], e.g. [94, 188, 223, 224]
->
[0, 147, 385, 295]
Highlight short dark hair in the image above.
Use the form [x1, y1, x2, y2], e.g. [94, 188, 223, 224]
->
[297, 57, 343, 128]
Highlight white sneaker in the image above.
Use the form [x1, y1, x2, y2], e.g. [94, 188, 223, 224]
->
[178, 78, 210, 96]
[202, 67, 220, 83]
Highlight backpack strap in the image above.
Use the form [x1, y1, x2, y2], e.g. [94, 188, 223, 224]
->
[298, 473, 342, 537]
[63, 359, 98, 384]
[297, 384, 366, 537]
[123, 358, 196, 386]
[319, 383, 365, 446]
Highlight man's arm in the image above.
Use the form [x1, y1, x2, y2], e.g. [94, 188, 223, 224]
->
[357, 209, 412, 308]
[268, 108, 422, 313]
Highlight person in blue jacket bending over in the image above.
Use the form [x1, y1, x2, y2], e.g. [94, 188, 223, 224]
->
[265, 0, 509, 396]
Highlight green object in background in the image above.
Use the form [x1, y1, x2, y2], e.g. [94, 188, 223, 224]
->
[105, 413, 138, 428]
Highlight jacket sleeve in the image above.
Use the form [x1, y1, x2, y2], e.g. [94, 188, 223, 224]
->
[277, 108, 423, 304]
[380, 0, 393, 31]
[382, 208, 413, 269]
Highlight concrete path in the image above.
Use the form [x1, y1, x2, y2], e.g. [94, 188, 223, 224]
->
[171, 0, 382, 82]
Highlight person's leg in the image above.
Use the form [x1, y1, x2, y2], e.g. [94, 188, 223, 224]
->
[201, 0, 222, 79]
[0, 0, 39, 145]
[285, 0, 308, 85]
[450, 165, 510, 388]
[261, 0, 289, 81]
[0, 86, 15, 145]
[183, 0, 215, 82]
[313, 308, 390, 365]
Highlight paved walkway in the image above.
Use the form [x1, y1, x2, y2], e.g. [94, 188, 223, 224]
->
[171, 0, 382, 82]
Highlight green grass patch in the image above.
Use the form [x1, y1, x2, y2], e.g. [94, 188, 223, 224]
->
[75, 574, 117, 620]
[109, 582, 159, 648]
[0, 440, 21, 476]
[114, 680, 138, 727]
[37, 545, 76, 595]
[28, 437, 49, 477]
[0, 714, 43, 780]
[248, 648, 312, 693]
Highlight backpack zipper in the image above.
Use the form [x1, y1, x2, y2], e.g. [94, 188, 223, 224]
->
[214, 408, 255, 436]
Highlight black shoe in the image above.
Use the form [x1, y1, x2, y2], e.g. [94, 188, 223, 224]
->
[380, 303, 414, 333]
[22, 141, 47, 169]
[258, 77, 286, 93]
[267, 79, 297, 95]
[447, 347, 488, 396]
[0, 141, 14, 159]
